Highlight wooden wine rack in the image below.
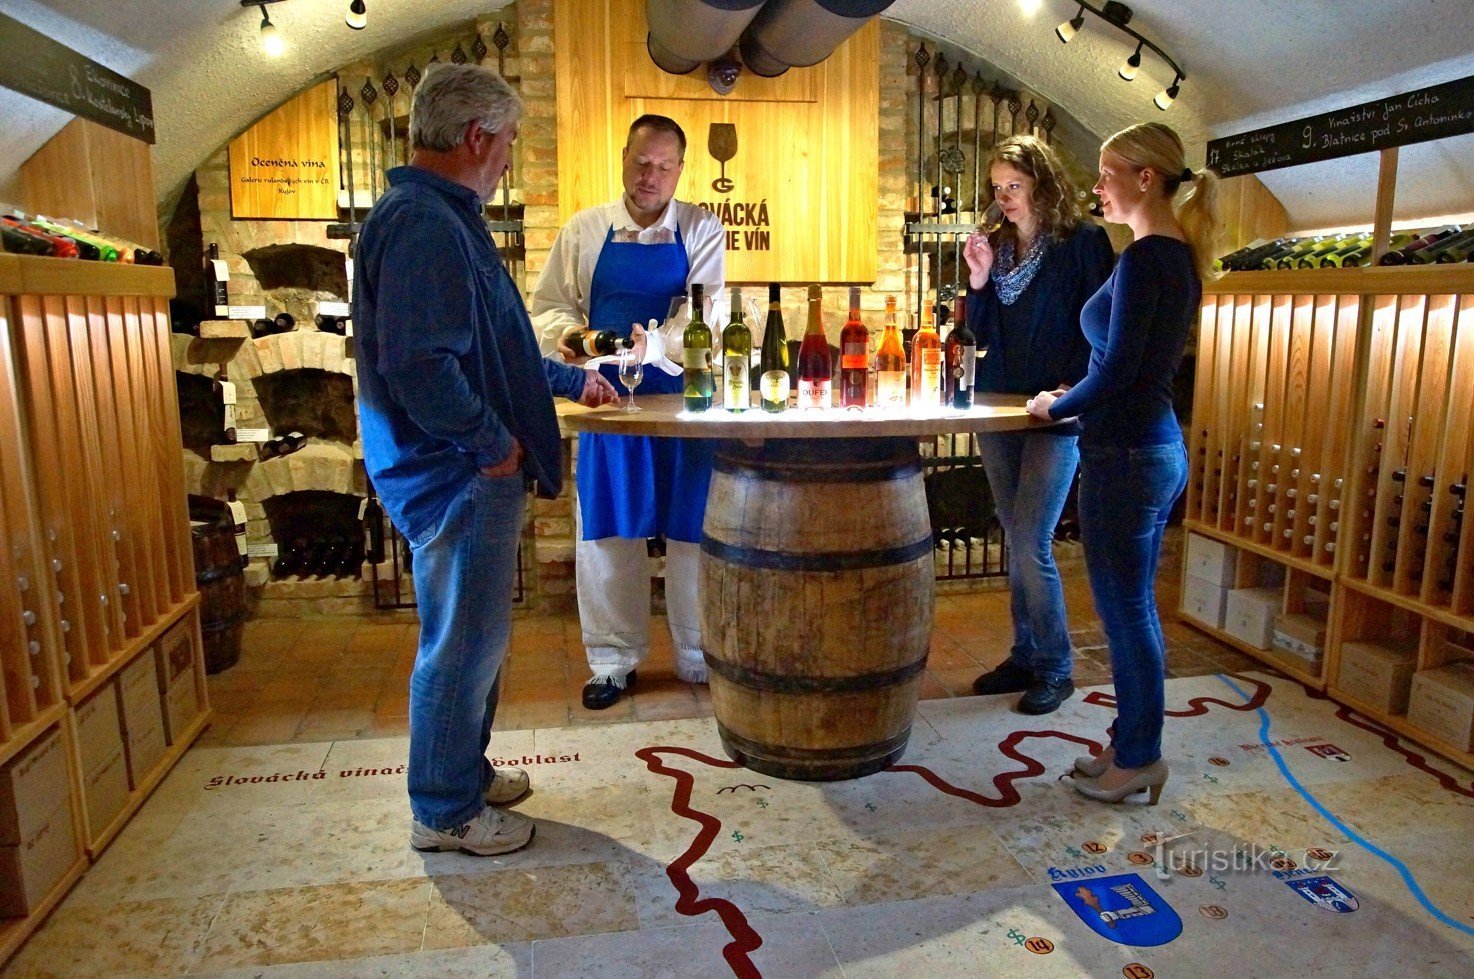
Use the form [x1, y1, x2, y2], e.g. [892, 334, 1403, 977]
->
[1184, 263, 1474, 770]
[0, 255, 210, 966]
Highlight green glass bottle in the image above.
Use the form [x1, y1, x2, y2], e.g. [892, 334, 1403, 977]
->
[758, 282, 789, 412]
[722, 287, 751, 412]
[682, 283, 714, 412]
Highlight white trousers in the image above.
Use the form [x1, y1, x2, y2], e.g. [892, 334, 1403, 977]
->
[574, 504, 706, 681]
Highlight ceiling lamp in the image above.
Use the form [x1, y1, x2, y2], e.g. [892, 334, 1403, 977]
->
[346, 0, 367, 30]
[1049, 2, 1185, 108]
[257, 5, 284, 57]
[1118, 41, 1142, 82]
[1055, 5, 1085, 43]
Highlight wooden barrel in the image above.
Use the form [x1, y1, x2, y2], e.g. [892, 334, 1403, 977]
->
[188, 496, 246, 674]
[699, 436, 935, 780]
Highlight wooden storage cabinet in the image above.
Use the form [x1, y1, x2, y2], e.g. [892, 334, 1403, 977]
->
[0, 255, 210, 965]
[1185, 265, 1474, 771]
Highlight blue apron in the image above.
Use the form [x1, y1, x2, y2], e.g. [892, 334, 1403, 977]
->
[577, 224, 715, 542]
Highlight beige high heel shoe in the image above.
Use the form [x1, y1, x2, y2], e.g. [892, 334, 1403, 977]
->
[1074, 745, 1115, 778]
[1071, 759, 1169, 805]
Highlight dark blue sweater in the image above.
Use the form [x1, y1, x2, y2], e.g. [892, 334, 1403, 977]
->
[355, 167, 587, 542]
[1049, 235, 1200, 447]
[966, 223, 1114, 436]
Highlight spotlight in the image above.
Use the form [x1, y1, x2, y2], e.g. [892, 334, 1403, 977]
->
[258, 5, 285, 57]
[1118, 41, 1142, 82]
[346, 0, 367, 30]
[1154, 76, 1181, 111]
[1055, 4, 1085, 43]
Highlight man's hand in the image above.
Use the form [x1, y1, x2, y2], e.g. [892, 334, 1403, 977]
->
[556, 326, 582, 362]
[629, 322, 650, 364]
[480, 438, 525, 478]
[579, 370, 619, 407]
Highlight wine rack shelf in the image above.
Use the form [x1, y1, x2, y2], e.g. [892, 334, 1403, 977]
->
[1, 254, 211, 968]
[1183, 265, 1474, 772]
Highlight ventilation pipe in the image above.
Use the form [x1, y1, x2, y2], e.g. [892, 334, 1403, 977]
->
[738, 0, 896, 77]
[647, 0, 770, 75]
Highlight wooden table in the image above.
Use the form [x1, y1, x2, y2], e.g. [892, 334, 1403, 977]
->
[561, 393, 1049, 780]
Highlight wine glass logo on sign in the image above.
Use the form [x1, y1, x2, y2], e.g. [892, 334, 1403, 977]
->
[709, 123, 738, 193]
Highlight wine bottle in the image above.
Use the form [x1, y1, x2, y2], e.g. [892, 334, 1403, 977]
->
[910, 302, 943, 408]
[1435, 233, 1474, 264]
[207, 243, 229, 317]
[225, 490, 249, 569]
[838, 287, 868, 408]
[2, 216, 77, 258]
[1412, 228, 1474, 264]
[944, 291, 976, 409]
[1, 221, 55, 256]
[337, 539, 364, 579]
[1379, 227, 1458, 265]
[682, 283, 714, 412]
[757, 283, 790, 412]
[568, 329, 634, 358]
[1222, 238, 1287, 271]
[215, 368, 238, 444]
[362, 495, 386, 564]
[796, 284, 832, 409]
[874, 295, 907, 408]
[1273, 236, 1331, 269]
[1292, 235, 1352, 268]
[1249, 238, 1305, 270]
[32, 217, 117, 261]
[314, 313, 350, 335]
[1214, 239, 1270, 272]
[722, 287, 751, 412]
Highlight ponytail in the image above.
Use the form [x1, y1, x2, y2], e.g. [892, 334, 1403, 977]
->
[1102, 122, 1221, 280]
[1177, 167, 1220, 281]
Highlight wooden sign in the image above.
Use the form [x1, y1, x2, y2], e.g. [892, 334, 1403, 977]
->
[228, 81, 341, 220]
[0, 11, 155, 143]
[554, 0, 878, 283]
[1207, 74, 1474, 178]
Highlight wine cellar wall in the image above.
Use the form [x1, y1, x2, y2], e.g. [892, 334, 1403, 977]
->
[1181, 264, 1474, 769]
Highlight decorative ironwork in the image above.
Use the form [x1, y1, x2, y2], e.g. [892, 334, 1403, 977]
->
[1025, 100, 1040, 132]
[1042, 108, 1057, 142]
[337, 88, 355, 116]
[472, 33, 489, 61]
[939, 146, 967, 174]
[428, 53, 441, 64]
[405, 63, 421, 88]
[359, 78, 378, 105]
[451, 42, 467, 65]
[382, 71, 399, 98]
[493, 22, 510, 51]
[950, 63, 968, 97]
[913, 42, 930, 71]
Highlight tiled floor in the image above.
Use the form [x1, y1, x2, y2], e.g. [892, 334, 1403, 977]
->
[200, 551, 1270, 748]
[10, 666, 1474, 976]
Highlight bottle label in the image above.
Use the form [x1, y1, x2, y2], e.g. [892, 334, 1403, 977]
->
[918, 350, 943, 405]
[955, 344, 977, 387]
[842, 342, 867, 370]
[683, 346, 711, 370]
[219, 380, 237, 406]
[876, 371, 906, 406]
[797, 379, 831, 409]
[725, 354, 749, 409]
[761, 370, 789, 407]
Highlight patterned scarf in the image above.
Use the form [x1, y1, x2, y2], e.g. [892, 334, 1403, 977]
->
[991, 233, 1051, 306]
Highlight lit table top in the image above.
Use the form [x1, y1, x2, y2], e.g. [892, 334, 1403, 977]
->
[557, 393, 1054, 439]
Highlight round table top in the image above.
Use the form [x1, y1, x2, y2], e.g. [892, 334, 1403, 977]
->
[558, 393, 1055, 439]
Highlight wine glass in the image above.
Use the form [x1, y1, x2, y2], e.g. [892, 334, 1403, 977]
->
[618, 347, 644, 412]
[977, 200, 1005, 234]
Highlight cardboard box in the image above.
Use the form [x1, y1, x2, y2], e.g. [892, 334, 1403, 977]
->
[1274, 612, 1327, 653]
[156, 619, 195, 692]
[1408, 663, 1474, 751]
[1186, 533, 1237, 587]
[1181, 573, 1230, 630]
[1225, 587, 1281, 650]
[120, 648, 165, 739]
[124, 723, 167, 790]
[164, 667, 201, 745]
[82, 747, 130, 841]
[0, 729, 70, 846]
[0, 802, 78, 917]
[1338, 638, 1419, 713]
[74, 682, 125, 777]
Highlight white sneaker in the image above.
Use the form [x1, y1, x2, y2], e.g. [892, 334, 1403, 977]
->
[410, 805, 534, 856]
[483, 765, 530, 805]
[675, 648, 709, 685]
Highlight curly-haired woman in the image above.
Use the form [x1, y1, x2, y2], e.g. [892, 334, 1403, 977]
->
[963, 134, 1114, 715]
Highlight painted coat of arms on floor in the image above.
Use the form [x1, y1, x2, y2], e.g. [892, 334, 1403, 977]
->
[1286, 875, 1360, 913]
[1053, 872, 1184, 946]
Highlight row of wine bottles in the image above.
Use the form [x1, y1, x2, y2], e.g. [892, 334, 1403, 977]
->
[1216, 225, 1474, 271]
[199, 242, 352, 335]
[679, 283, 979, 413]
[271, 536, 365, 580]
[1, 207, 164, 264]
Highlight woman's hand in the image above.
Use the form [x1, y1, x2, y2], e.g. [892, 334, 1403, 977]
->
[1026, 390, 1056, 421]
[962, 232, 994, 291]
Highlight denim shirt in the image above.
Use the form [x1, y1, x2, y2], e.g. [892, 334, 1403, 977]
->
[355, 166, 586, 543]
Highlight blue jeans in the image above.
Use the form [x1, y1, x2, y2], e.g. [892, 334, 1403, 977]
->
[405, 471, 525, 829]
[976, 431, 1080, 684]
[1078, 441, 1188, 770]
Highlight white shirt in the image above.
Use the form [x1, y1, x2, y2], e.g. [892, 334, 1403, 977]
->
[530, 197, 727, 369]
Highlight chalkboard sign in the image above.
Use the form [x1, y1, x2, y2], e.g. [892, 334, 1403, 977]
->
[0, 12, 155, 144]
[1206, 74, 1474, 179]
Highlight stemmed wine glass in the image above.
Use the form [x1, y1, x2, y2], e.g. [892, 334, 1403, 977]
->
[977, 200, 1005, 234]
[617, 346, 644, 412]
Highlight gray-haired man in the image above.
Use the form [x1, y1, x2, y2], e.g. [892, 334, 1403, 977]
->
[355, 63, 616, 855]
